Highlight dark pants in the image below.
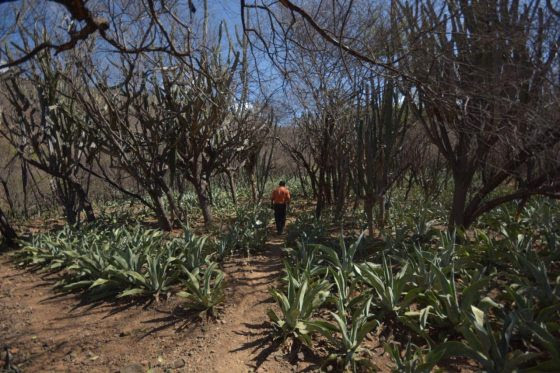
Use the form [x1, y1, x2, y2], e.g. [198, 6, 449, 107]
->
[273, 203, 287, 234]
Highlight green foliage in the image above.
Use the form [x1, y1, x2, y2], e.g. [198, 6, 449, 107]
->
[177, 262, 225, 317]
[315, 232, 365, 278]
[384, 340, 444, 373]
[14, 223, 218, 302]
[282, 240, 326, 279]
[286, 212, 326, 246]
[426, 264, 490, 327]
[306, 273, 378, 372]
[220, 204, 271, 256]
[174, 227, 211, 272]
[10, 176, 560, 372]
[267, 262, 331, 346]
[355, 256, 417, 316]
[432, 308, 541, 373]
[273, 197, 560, 371]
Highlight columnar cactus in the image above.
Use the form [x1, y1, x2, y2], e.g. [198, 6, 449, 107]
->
[355, 78, 409, 236]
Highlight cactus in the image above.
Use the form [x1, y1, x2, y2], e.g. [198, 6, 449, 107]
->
[355, 78, 409, 236]
[1, 50, 96, 225]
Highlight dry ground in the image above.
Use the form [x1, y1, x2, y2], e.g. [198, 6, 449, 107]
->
[0, 214, 396, 373]
[0, 234, 306, 373]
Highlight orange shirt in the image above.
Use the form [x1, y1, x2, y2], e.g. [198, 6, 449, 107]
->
[271, 186, 291, 204]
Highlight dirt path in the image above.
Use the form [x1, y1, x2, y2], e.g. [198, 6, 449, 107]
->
[209, 236, 286, 372]
[0, 234, 296, 373]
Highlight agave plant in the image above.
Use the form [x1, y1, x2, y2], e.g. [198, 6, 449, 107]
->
[282, 239, 326, 279]
[267, 263, 331, 346]
[222, 204, 271, 255]
[178, 262, 225, 317]
[315, 232, 365, 278]
[215, 237, 232, 261]
[14, 226, 81, 270]
[521, 319, 560, 370]
[115, 249, 179, 300]
[384, 340, 445, 373]
[286, 212, 326, 246]
[431, 307, 540, 373]
[422, 262, 490, 328]
[59, 249, 117, 295]
[173, 228, 211, 272]
[306, 290, 378, 372]
[501, 286, 560, 369]
[511, 249, 559, 307]
[329, 267, 371, 314]
[354, 256, 418, 317]
[15, 237, 70, 270]
[410, 211, 438, 243]
[405, 241, 447, 292]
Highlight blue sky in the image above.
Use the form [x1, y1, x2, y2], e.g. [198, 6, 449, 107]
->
[0, 0, 285, 114]
[208, 0, 242, 26]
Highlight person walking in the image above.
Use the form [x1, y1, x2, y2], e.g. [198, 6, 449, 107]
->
[270, 181, 291, 234]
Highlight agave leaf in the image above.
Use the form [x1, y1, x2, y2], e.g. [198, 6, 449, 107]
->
[62, 280, 93, 291]
[431, 340, 487, 366]
[267, 309, 280, 323]
[270, 288, 290, 313]
[461, 278, 489, 309]
[125, 270, 148, 286]
[479, 296, 502, 310]
[90, 278, 110, 288]
[118, 288, 147, 298]
[305, 319, 338, 337]
[355, 319, 378, 345]
[471, 305, 485, 331]
[504, 351, 541, 370]
[297, 332, 313, 347]
[330, 311, 350, 343]
[523, 358, 560, 372]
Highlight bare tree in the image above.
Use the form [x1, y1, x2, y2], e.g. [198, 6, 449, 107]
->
[245, 0, 560, 229]
[0, 0, 198, 69]
[73, 3, 258, 228]
[155, 21, 254, 226]
[0, 49, 96, 224]
[75, 52, 187, 230]
[397, 0, 560, 229]
[0, 206, 17, 245]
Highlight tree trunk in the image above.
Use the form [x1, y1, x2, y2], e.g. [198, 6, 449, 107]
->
[21, 160, 29, 218]
[249, 171, 257, 203]
[309, 173, 318, 199]
[334, 167, 348, 220]
[0, 207, 17, 244]
[404, 173, 414, 202]
[205, 174, 214, 205]
[53, 179, 77, 225]
[364, 196, 375, 237]
[73, 181, 96, 222]
[226, 170, 237, 206]
[449, 176, 470, 231]
[326, 171, 333, 204]
[162, 185, 182, 226]
[316, 169, 327, 218]
[148, 191, 172, 231]
[296, 166, 308, 198]
[195, 179, 213, 227]
[0, 178, 15, 213]
[63, 198, 78, 225]
[376, 194, 386, 229]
